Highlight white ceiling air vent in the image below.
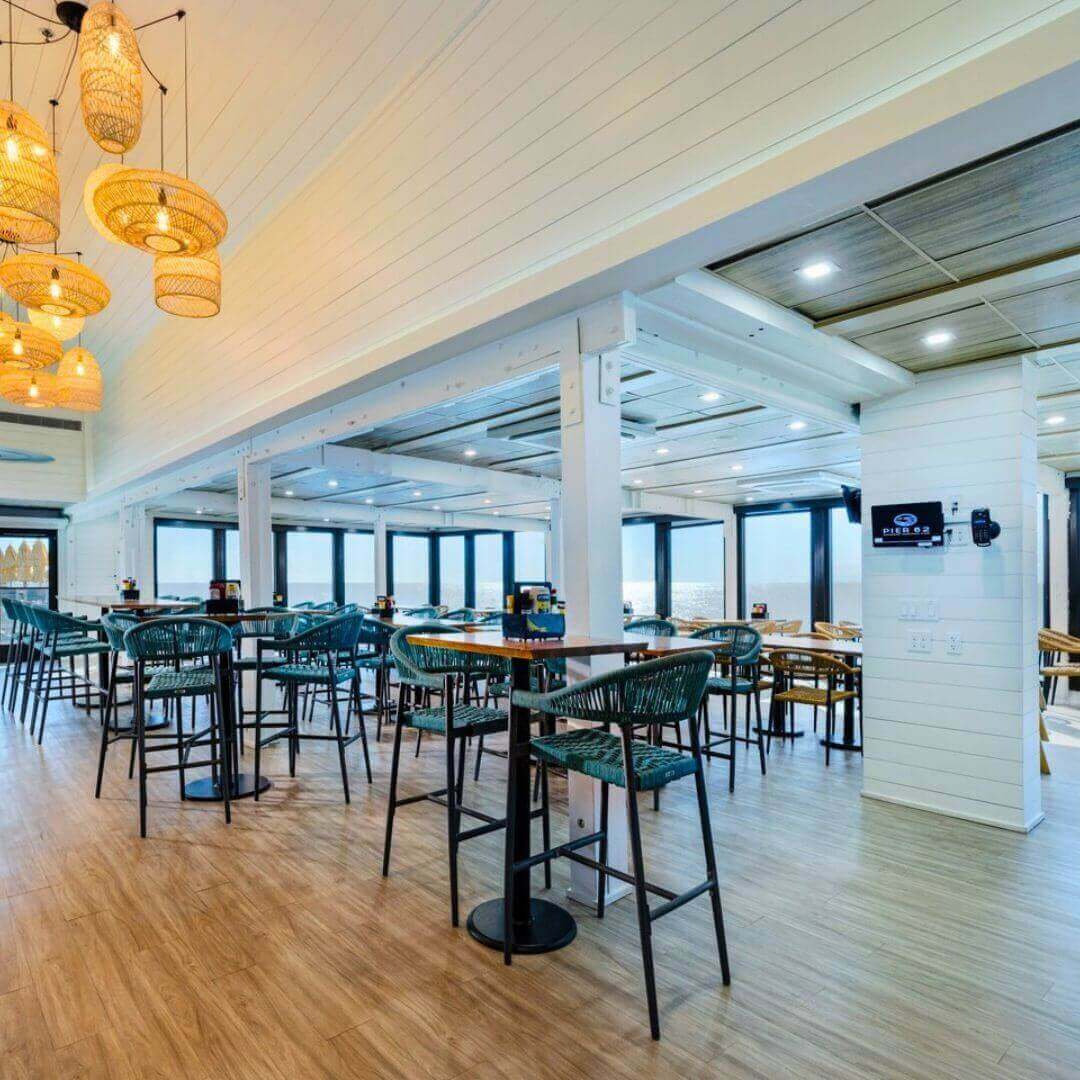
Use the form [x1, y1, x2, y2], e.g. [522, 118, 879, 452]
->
[737, 469, 858, 497]
[486, 412, 656, 451]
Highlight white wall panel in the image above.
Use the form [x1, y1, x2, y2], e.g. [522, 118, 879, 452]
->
[78, 0, 1077, 496]
[0, 419, 85, 507]
[860, 356, 1041, 831]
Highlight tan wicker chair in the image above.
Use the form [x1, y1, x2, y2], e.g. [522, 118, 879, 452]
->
[1039, 628, 1080, 705]
[769, 649, 859, 765]
[814, 621, 862, 641]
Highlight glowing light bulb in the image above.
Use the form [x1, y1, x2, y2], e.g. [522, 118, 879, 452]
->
[5, 137, 17, 163]
[75, 362, 85, 377]
[49, 280, 61, 301]
[50, 315, 61, 332]
[27, 378, 38, 399]
[107, 31, 120, 57]
[12, 331, 23, 357]
[156, 207, 169, 233]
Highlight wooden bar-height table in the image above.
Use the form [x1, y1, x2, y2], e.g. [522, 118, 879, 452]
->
[407, 629, 646, 954]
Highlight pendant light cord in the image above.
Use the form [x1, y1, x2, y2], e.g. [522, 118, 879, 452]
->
[182, 11, 188, 178]
[159, 83, 165, 170]
[8, 1, 14, 100]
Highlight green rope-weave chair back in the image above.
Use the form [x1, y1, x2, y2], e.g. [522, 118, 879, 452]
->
[520, 650, 714, 729]
[123, 617, 233, 662]
[625, 617, 677, 636]
[388, 623, 466, 691]
[405, 606, 440, 619]
[232, 611, 298, 640]
[100, 612, 138, 651]
[690, 623, 762, 664]
[277, 612, 364, 655]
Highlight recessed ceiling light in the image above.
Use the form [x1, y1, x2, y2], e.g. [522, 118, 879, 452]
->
[492, 510, 500, 516]
[284, 489, 294, 496]
[364, 498, 374, 504]
[699, 391, 721, 403]
[797, 260, 836, 281]
[323, 517, 330, 523]
[195, 508, 203, 515]
[731, 464, 743, 472]
[787, 420, 807, 431]
[432, 504, 441, 511]
[923, 330, 953, 348]
[1046, 414, 1066, 425]
[693, 489, 704, 495]
[745, 496, 755, 503]
[463, 448, 477, 457]
[655, 447, 670, 455]
[327, 479, 339, 488]
[632, 479, 643, 485]
[483, 498, 492, 504]
[412, 490, 422, 497]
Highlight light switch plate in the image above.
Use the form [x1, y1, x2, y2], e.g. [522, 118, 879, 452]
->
[925, 599, 939, 621]
[945, 632, 962, 655]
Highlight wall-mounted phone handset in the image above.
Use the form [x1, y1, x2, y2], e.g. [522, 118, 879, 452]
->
[970, 508, 1000, 548]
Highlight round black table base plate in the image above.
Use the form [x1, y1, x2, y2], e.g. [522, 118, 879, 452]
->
[184, 773, 271, 801]
[819, 738, 863, 752]
[114, 717, 169, 734]
[755, 726, 805, 739]
[467, 898, 577, 955]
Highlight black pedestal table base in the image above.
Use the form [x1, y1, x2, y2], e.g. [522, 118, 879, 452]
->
[184, 773, 271, 801]
[467, 897, 577, 955]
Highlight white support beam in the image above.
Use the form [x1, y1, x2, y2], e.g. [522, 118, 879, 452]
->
[561, 339, 629, 910]
[238, 458, 274, 608]
[621, 490, 729, 520]
[317, 444, 560, 499]
[154, 490, 547, 534]
[627, 307, 861, 433]
[373, 517, 388, 596]
[547, 496, 562, 594]
[116, 505, 151, 591]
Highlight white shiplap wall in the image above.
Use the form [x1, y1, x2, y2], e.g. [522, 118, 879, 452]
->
[84, 0, 1077, 495]
[0, 419, 85, 507]
[65, 515, 121, 617]
[860, 357, 1041, 832]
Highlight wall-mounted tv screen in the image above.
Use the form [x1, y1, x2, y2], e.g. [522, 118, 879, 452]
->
[871, 502, 944, 548]
[841, 485, 861, 524]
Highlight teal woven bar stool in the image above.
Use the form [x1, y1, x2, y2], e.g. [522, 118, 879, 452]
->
[253, 613, 371, 802]
[690, 624, 767, 792]
[123, 618, 236, 837]
[404, 606, 440, 618]
[624, 617, 677, 636]
[356, 616, 396, 738]
[22, 605, 109, 743]
[512, 650, 730, 1040]
[230, 611, 299, 752]
[382, 625, 550, 926]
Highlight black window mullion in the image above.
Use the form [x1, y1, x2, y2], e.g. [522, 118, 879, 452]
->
[332, 530, 345, 606]
[212, 527, 227, 581]
[810, 505, 830, 628]
[429, 534, 439, 606]
[502, 531, 514, 601]
[655, 520, 671, 617]
[273, 527, 287, 606]
[386, 532, 395, 598]
[464, 534, 476, 608]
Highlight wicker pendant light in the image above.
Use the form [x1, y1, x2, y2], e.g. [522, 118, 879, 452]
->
[0, 253, 110, 318]
[83, 163, 126, 244]
[91, 167, 227, 255]
[154, 246, 221, 317]
[28, 307, 85, 342]
[0, 101, 60, 245]
[56, 346, 103, 411]
[0, 364, 59, 408]
[0, 314, 63, 369]
[79, 2, 143, 154]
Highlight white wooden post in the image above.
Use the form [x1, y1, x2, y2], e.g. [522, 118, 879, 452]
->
[373, 516, 388, 597]
[117, 504, 152, 592]
[561, 299, 634, 908]
[237, 457, 273, 608]
[547, 496, 563, 594]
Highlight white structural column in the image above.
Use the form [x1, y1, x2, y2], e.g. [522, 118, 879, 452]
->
[116, 504, 152, 591]
[860, 356, 1042, 831]
[546, 496, 563, 594]
[373, 516, 388, 597]
[560, 319, 630, 907]
[237, 457, 274, 608]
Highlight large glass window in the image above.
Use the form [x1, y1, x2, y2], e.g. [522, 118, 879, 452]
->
[392, 534, 430, 606]
[286, 530, 333, 605]
[514, 531, 546, 584]
[474, 533, 504, 611]
[743, 511, 811, 627]
[671, 523, 724, 620]
[622, 522, 655, 616]
[830, 506, 861, 624]
[344, 532, 375, 607]
[156, 524, 214, 598]
[439, 535, 465, 608]
[0, 531, 54, 635]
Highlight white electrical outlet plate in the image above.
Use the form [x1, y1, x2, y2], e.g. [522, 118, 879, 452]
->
[900, 601, 913, 620]
[925, 599, 939, 621]
[908, 631, 932, 653]
[945, 632, 962, 656]
[951, 527, 967, 547]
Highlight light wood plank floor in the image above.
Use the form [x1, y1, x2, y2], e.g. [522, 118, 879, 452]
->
[2, 680, 1079, 1079]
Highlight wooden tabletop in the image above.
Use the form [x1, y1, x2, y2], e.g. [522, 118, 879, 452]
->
[627, 634, 728, 657]
[760, 633, 862, 657]
[366, 613, 488, 631]
[64, 596, 200, 612]
[407, 630, 647, 661]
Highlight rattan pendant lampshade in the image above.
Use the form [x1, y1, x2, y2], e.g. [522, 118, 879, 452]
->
[154, 246, 220, 317]
[0, 364, 59, 408]
[56, 346, 103, 411]
[0, 253, 111, 318]
[0, 101, 60, 245]
[79, 2, 143, 154]
[0, 313, 63, 369]
[91, 167, 227, 255]
[28, 307, 85, 342]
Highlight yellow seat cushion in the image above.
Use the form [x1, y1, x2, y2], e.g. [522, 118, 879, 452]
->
[774, 687, 856, 707]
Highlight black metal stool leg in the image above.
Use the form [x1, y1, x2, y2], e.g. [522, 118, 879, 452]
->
[382, 684, 408, 877]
